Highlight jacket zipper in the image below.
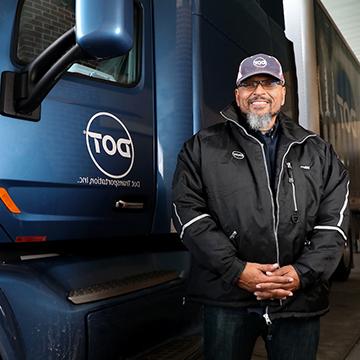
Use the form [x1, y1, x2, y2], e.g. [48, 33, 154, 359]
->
[229, 230, 238, 240]
[220, 112, 318, 265]
[286, 162, 299, 223]
[220, 115, 280, 265]
[258, 142, 280, 265]
[263, 305, 272, 325]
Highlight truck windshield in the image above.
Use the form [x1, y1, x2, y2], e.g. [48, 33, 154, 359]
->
[15, 0, 141, 86]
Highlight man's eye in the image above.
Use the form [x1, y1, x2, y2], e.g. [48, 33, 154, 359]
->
[263, 80, 274, 86]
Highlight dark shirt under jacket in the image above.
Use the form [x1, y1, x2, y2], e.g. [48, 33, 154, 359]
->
[249, 120, 281, 194]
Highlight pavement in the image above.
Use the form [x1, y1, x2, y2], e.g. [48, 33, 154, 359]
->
[342, 253, 360, 360]
[252, 252, 360, 360]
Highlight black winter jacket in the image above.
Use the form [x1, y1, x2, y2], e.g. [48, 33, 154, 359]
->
[172, 103, 349, 319]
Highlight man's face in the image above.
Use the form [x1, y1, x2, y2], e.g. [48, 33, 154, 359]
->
[234, 74, 286, 123]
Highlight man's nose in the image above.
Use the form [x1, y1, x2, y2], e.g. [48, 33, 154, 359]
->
[252, 83, 266, 94]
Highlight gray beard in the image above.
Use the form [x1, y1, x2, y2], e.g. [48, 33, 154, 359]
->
[246, 112, 272, 131]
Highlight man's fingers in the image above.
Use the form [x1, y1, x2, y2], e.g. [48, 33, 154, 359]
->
[267, 265, 297, 277]
[237, 263, 281, 292]
[258, 263, 279, 272]
[255, 281, 294, 291]
[266, 265, 301, 291]
[256, 275, 294, 286]
[238, 263, 300, 293]
[254, 289, 293, 300]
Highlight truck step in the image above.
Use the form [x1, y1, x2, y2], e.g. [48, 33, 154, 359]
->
[131, 335, 202, 360]
[68, 270, 179, 304]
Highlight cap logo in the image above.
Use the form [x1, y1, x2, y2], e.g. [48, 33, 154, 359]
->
[253, 57, 267, 68]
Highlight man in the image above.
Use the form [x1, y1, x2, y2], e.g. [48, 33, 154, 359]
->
[172, 53, 349, 360]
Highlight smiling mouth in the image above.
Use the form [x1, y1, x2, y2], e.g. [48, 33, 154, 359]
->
[249, 100, 270, 109]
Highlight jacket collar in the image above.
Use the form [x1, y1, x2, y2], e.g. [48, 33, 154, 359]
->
[220, 102, 314, 143]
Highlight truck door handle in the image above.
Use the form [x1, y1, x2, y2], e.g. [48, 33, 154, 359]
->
[115, 200, 144, 209]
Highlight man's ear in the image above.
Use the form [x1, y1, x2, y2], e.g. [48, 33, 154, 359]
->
[281, 86, 286, 106]
[234, 88, 240, 106]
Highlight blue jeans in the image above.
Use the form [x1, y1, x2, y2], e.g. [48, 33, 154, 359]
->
[203, 305, 320, 360]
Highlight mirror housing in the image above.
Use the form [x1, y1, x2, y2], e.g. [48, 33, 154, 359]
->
[76, 0, 134, 59]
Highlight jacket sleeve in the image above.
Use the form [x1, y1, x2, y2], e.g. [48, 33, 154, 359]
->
[293, 144, 350, 288]
[172, 135, 246, 284]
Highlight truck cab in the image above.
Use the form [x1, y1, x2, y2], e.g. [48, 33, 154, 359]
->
[0, 0, 306, 359]
[0, 1, 197, 358]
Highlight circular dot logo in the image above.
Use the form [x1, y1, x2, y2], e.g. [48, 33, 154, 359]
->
[253, 57, 267, 68]
[83, 112, 134, 179]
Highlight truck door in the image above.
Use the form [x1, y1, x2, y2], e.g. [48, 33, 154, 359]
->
[0, 0, 155, 242]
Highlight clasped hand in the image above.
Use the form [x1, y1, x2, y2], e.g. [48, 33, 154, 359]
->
[237, 262, 300, 300]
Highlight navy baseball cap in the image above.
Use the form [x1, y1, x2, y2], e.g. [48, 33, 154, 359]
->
[236, 53, 285, 86]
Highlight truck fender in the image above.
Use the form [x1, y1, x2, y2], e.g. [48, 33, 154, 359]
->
[0, 289, 25, 360]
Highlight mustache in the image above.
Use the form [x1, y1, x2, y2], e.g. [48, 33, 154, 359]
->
[248, 96, 272, 104]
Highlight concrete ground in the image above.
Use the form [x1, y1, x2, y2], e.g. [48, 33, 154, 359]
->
[252, 252, 360, 359]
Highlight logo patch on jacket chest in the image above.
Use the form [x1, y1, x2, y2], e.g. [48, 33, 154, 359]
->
[232, 150, 245, 160]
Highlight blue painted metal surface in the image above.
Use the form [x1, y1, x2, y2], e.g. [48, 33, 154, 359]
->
[0, 0, 155, 243]
[151, 0, 194, 233]
[0, 252, 190, 359]
[0, 289, 24, 360]
[76, 0, 134, 58]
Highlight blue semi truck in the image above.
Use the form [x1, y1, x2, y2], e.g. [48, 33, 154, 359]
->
[0, 0, 357, 359]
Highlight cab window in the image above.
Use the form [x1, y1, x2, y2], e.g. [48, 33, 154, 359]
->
[16, 0, 141, 86]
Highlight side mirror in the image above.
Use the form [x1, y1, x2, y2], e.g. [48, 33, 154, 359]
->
[76, 0, 134, 58]
[0, 0, 134, 120]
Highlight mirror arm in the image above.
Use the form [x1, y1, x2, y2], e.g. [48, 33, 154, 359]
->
[15, 27, 88, 115]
